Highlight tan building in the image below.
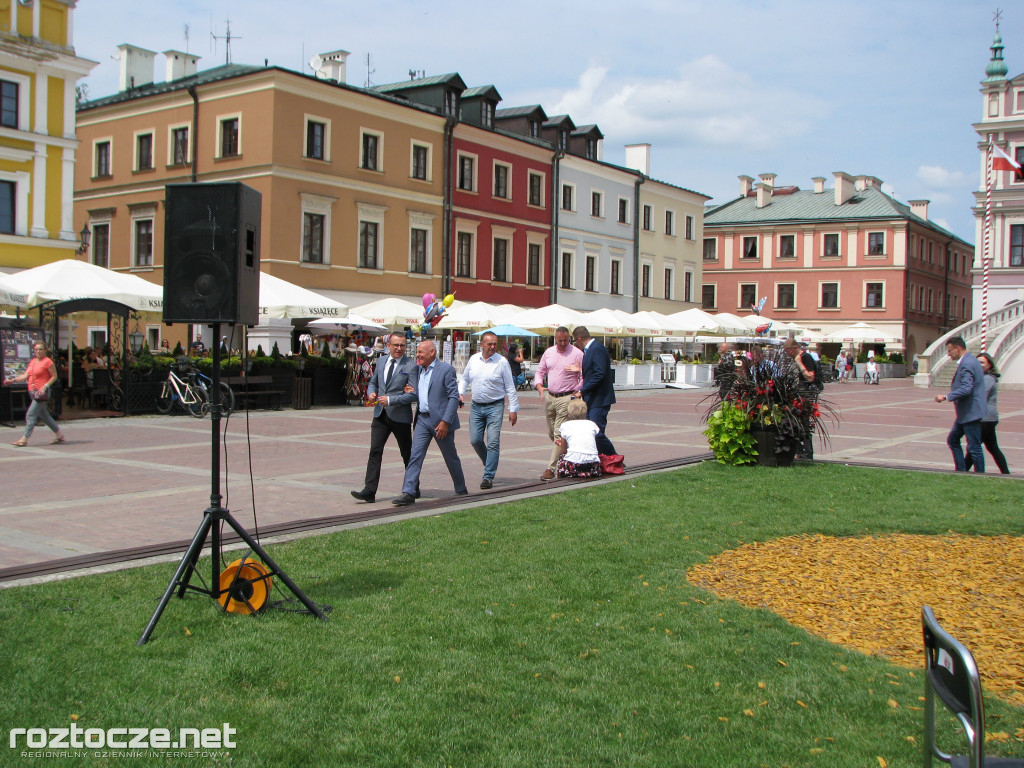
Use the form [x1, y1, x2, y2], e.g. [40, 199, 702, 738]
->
[75, 48, 445, 350]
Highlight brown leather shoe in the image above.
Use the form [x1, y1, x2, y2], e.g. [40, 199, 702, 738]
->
[541, 469, 555, 481]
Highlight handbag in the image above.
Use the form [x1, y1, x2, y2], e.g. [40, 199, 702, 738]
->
[599, 453, 625, 475]
[30, 387, 49, 402]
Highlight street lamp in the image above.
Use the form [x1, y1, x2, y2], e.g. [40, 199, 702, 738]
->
[76, 223, 91, 256]
[129, 322, 145, 355]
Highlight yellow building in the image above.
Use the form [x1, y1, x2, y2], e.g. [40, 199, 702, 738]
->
[0, 0, 96, 269]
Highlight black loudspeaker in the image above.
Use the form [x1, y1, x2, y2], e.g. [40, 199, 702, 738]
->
[163, 182, 261, 326]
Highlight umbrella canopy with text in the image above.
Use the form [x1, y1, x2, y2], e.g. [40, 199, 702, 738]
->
[259, 273, 348, 319]
[0, 273, 29, 308]
[824, 322, 899, 344]
[350, 297, 425, 327]
[1, 259, 163, 310]
[308, 314, 387, 334]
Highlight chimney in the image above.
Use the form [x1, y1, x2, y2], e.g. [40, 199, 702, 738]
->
[812, 176, 826, 193]
[854, 175, 868, 191]
[755, 182, 772, 208]
[833, 171, 855, 205]
[738, 175, 754, 196]
[164, 50, 200, 82]
[909, 199, 930, 220]
[313, 50, 349, 84]
[624, 143, 651, 176]
[117, 44, 157, 91]
[758, 173, 776, 188]
[863, 176, 882, 189]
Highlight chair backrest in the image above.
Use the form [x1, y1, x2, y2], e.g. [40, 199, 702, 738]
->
[922, 605, 985, 768]
[92, 369, 111, 391]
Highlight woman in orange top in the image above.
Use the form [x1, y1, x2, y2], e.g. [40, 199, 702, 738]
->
[4, 342, 66, 446]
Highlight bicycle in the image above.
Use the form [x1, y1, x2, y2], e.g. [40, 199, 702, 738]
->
[192, 368, 235, 417]
[156, 367, 210, 418]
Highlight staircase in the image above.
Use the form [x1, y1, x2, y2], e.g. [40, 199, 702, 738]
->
[915, 300, 1024, 389]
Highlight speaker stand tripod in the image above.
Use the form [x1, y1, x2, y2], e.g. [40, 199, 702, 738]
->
[138, 324, 325, 645]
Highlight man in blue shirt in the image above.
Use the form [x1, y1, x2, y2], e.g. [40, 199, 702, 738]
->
[934, 336, 987, 472]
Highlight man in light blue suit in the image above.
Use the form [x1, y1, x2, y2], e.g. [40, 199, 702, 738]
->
[393, 340, 467, 506]
[934, 336, 987, 472]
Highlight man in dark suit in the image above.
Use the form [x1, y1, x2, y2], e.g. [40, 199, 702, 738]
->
[351, 332, 419, 503]
[934, 336, 987, 472]
[393, 340, 467, 506]
[571, 326, 617, 456]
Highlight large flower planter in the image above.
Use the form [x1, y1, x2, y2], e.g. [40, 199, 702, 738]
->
[750, 428, 797, 467]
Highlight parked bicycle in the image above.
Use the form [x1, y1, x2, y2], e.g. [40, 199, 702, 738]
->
[155, 364, 234, 417]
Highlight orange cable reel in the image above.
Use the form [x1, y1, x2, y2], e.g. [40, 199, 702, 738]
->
[217, 557, 274, 614]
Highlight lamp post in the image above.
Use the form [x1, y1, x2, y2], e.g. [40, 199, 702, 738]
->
[76, 223, 91, 257]
[129, 324, 145, 355]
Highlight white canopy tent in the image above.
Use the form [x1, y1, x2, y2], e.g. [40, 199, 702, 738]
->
[516, 304, 587, 334]
[350, 297, 425, 328]
[824, 322, 900, 345]
[257, 273, 348, 320]
[660, 308, 738, 335]
[0, 273, 29, 308]
[307, 314, 387, 334]
[1, 259, 163, 310]
[435, 300, 515, 330]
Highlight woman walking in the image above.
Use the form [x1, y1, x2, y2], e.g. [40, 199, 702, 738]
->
[964, 352, 1009, 474]
[4, 342, 66, 446]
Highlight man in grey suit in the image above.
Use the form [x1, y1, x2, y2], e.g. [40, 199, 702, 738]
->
[392, 339, 467, 506]
[934, 335, 987, 472]
[351, 332, 419, 502]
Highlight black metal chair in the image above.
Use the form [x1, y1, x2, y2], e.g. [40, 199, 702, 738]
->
[90, 369, 112, 409]
[922, 605, 1024, 768]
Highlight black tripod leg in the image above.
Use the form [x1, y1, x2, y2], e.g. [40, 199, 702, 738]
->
[176, 509, 215, 599]
[138, 514, 215, 646]
[222, 512, 326, 621]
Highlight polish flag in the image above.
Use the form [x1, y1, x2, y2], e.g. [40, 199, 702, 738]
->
[992, 144, 1021, 173]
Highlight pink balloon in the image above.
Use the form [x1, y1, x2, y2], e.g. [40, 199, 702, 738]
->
[422, 293, 436, 310]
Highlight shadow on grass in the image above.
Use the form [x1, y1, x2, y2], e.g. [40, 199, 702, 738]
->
[318, 569, 406, 600]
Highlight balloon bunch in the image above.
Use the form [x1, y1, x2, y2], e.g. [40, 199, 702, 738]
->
[420, 292, 454, 334]
[754, 321, 772, 337]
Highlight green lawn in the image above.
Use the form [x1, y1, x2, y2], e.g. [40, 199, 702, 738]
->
[2, 463, 1022, 767]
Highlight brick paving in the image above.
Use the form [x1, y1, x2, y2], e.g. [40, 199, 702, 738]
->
[1, 377, 1021, 573]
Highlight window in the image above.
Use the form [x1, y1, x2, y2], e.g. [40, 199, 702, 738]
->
[528, 172, 543, 206]
[90, 223, 110, 268]
[410, 228, 428, 274]
[411, 144, 429, 180]
[0, 180, 13, 234]
[683, 270, 691, 302]
[703, 238, 717, 260]
[779, 234, 795, 258]
[492, 239, 509, 282]
[361, 132, 380, 171]
[685, 215, 694, 240]
[482, 102, 494, 129]
[919, 286, 926, 312]
[666, 269, 676, 301]
[920, 239, 925, 260]
[868, 232, 885, 255]
[561, 252, 572, 289]
[444, 89, 458, 117]
[529, 120, 540, 139]
[136, 133, 153, 170]
[618, 198, 629, 224]
[0, 80, 17, 128]
[866, 282, 884, 308]
[1015, 147, 1024, 182]
[493, 163, 509, 199]
[95, 141, 111, 177]
[585, 138, 597, 160]
[527, 243, 541, 285]
[171, 126, 189, 165]
[702, 284, 716, 310]
[928, 243, 934, 263]
[561, 183, 574, 211]
[776, 283, 795, 309]
[641, 264, 651, 298]
[611, 260, 621, 295]
[1010, 225, 1024, 266]
[359, 222, 379, 269]
[220, 117, 239, 157]
[928, 288, 933, 313]
[740, 284, 757, 308]
[585, 255, 596, 291]
[823, 233, 839, 257]
[303, 213, 324, 264]
[591, 191, 602, 217]
[742, 236, 758, 259]
[456, 232, 473, 277]
[821, 282, 838, 308]
[642, 205, 652, 231]
[665, 210, 675, 235]
[134, 219, 153, 267]
[458, 155, 475, 191]
[306, 120, 326, 160]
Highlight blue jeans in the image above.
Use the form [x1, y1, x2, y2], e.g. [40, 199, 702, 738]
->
[24, 398, 60, 439]
[948, 419, 984, 473]
[469, 401, 504, 480]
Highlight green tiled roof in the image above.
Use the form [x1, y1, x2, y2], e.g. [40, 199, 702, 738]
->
[495, 104, 546, 119]
[704, 185, 970, 245]
[372, 73, 465, 92]
[79, 64, 266, 110]
[462, 84, 501, 100]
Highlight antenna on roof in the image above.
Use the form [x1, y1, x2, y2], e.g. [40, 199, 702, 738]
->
[994, 7, 1003, 33]
[408, 69, 425, 80]
[364, 53, 375, 88]
[183, 23, 190, 53]
[211, 17, 241, 65]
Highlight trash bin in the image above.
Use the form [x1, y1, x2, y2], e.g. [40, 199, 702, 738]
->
[292, 375, 311, 410]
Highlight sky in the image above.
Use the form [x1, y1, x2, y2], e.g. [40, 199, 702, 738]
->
[72, 0, 1023, 244]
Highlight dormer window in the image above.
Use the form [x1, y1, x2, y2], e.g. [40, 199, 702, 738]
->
[558, 130, 568, 151]
[529, 120, 539, 139]
[482, 102, 494, 129]
[444, 89, 459, 117]
[586, 138, 596, 160]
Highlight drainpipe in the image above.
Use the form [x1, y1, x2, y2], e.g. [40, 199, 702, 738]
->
[941, 236, 954, 334]
[550, 149, 564, 304]
[633, 174, 645, 313]
[442, 116, 456, 296]
[188, 85, 199, 182]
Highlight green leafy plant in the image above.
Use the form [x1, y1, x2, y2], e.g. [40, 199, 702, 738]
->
[703, 400, 758, 465]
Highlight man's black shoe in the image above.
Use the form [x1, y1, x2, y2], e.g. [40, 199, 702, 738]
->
[455, 490, 469, 496]
[480, 479, 493, 489]
[392, 493, 416, 507]
[414, 488, 421, 499]
[351, 489, 375, 503]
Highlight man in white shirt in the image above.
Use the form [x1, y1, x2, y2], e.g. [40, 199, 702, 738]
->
[459, 332, 519, 489]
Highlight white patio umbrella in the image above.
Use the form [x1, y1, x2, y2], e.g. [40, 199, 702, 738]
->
[576, 308, 625, 335]
[350, 297, 425, 328]
[258, 273, 348, 319]
[0, 273, 29, 308]
[660, 308, 729, 335]
[824, 322, 898, 344]
[609, 309, 664, 336]
[1, 259, 163, 310]
[307, 314, 387, 334]
[435, 300, 512, 330]
[708, 312, 756, 335]
[517, 304, 587, 333]
[740, 314, 804, 334]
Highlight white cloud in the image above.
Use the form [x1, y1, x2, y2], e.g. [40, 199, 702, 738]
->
[546, 57, 825, 152]
[916, 165, 969, 189]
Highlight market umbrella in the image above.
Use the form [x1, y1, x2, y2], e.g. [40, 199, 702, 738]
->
[350, 297, 425, 327]
[435, 300, 513, 330]
[609, 309, 664, 336]
[661, 307, 733, 334]
[516, 304, 587, 333]
[0, 273, 29, 308]
[307, 314, 387, 334]
[473, 324, 540, 337]
[258, 273, 348, 319]
[740, 314, 804, 334]
[576, 308, 625, 335]
[1, 259, 163, 310]
[824, 322, 898, 344]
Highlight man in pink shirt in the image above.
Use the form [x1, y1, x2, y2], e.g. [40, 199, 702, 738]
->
[534, 326, 584, 480]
